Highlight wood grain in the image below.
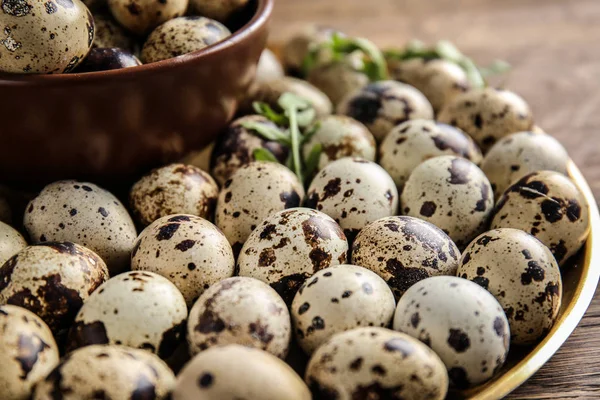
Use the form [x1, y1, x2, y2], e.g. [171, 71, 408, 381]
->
[270, 0, 600, 398]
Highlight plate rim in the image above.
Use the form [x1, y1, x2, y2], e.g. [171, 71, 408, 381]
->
[465, 161, 600, 399]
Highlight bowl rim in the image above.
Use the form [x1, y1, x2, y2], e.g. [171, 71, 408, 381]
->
[0, 0, 273, 83]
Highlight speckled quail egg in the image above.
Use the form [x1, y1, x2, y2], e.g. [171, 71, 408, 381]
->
[210, 115, 289, 185]
[352, 216, 460, 298]
[458, 228, 561, 345]
[215, 162, 305, 256]
[305, 158, 398, 242]
[438, 87, 534, 152]
[0, 0, 94, 74]
[108, 0, 188, 36]
[141, 16, 231, 63]
[306, 327, 448, 400]
[0, 242, 109, 335]
[281, 25, 341, 75]
[237, 208, 348, 304]
[482, 131, 570, 199]
[130, 164, 219, 227]
[173, 344, 311, 400]
[255, 48, 284, 82]
[307, 61, 370, 106]
[67, 271, 187, 358]
[291, 265, 395, 355]
[302, 115, 376, 171]
[491, 171, 590, 265]
[24, 180, 137, 275]
[188, 0, 248, 22]
[401, 155, 494, 248]
[379, 119, 482, 191]
[187, 276, 291, 358]
[75, 47, 141, 72]
[92, 12, 135, 50]
[33, 344, 175, 400]
[241, 76, 333, 117]
[393, 276, 510, 388]
[337, 81, 434, 142]
[387, 57, 470, 113]
[0, 221, 26, 266]
[131, 214, 234, 306]
[0, 305, 59, 400]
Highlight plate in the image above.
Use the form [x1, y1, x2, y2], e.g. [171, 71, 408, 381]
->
[455, 161, 600, 399]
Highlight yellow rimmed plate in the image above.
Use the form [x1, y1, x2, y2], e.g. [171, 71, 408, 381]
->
[453, 161, 600, 399]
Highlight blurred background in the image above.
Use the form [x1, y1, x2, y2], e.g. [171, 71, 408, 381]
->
[271, 0, 600, 200]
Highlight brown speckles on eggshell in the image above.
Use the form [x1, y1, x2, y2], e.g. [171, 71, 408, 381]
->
[130, 164, 218, 227]
[352, 216, 459, 298]
[491, 171, 589, 265]
[140, 16, 230, 63]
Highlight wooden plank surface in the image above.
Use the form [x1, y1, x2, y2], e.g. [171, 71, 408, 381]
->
[270, 0, 600, 398]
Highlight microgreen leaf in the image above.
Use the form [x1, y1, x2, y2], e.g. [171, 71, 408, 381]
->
[302, 33, 388, 81]
[252, 101, 288, 125]
[240, 121, 290, 143]
[384, 40, 511, 88]
[278, 92, 311, 111]
[253, 148, 279, 163]
[296, 108, 317, 128]
[303, 143, 322, 181]
[302, 121, 321, 144]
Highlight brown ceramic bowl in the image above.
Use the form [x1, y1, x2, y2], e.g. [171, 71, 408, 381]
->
[0, 0, 273, 189]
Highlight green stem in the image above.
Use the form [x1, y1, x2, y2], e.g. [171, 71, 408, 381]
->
[288, 107, 303, 183]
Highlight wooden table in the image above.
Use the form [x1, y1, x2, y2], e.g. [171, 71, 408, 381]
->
[271, 0, 600, 398]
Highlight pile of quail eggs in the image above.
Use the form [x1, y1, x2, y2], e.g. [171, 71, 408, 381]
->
[0, 24, 592, 400]
[0, 0, 245, 73]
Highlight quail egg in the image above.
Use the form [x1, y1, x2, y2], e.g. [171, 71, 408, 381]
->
[67, 271, 187, 358]
[0, 221, 26, 266]
[33, 344, 175, 400]
[305, 158, 398, 242]
[307, 61, 370, 106]
[75, 47, 141, 72]
[387, 57, 470, 113]
[401, 155, 494, 248]
[281, 25, 341, 76]
[379, 119, 482, 191]
[305, 327, 449, 400]
[0, 0, 94, 73]
[393, 276, 510, 388]
[210, 115, 289, 185]
[352, 216, 460, 298]
[215, 162, 305, 256]
[255, 48, 284, 83]
[337, 80, 434, 142]
[302, 115, 376, 171]
[187, 276, 291, 358]
[173, 344, 311, 400]
[24, 180, 137, 275]
[482, 131, 570, 199]
[141, 16, 231, 63]
[291, 264, 395, 355]
[0, 242, 109, 335]
[241, 76, 333, 117]
[438, 87, 534, 152]
[458, 228, 562, 344]
[109, 0, 188, 36]
[130, 163, 219, 227]
[237, 208, 348, 304]
[93, 12, 135, 51]
[188, 0, 248, 22]
[0, 305, 59, 400]
[131, 214, 235, 306]
[491, 171, 590, 265]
